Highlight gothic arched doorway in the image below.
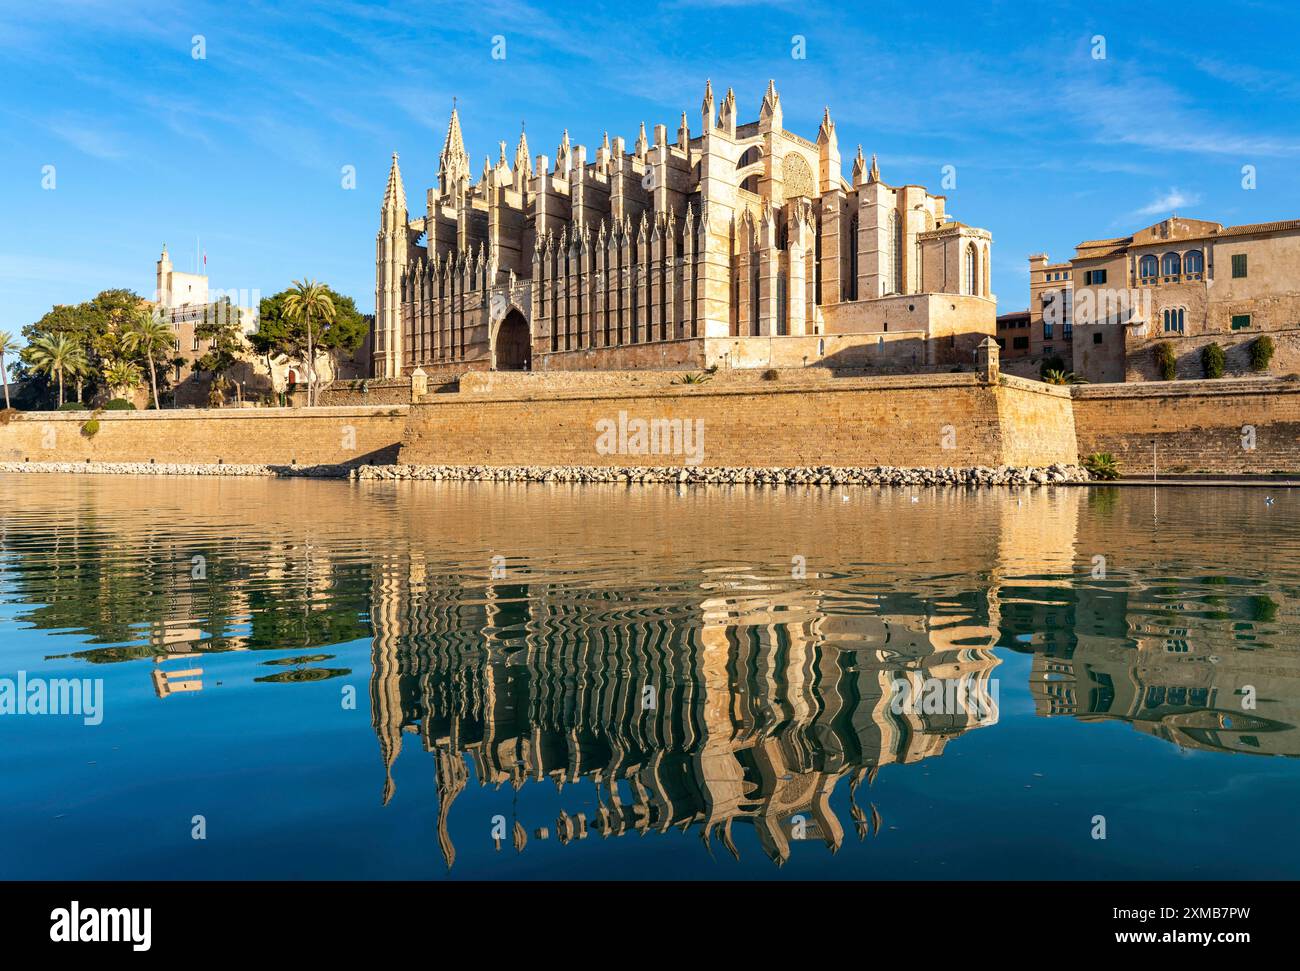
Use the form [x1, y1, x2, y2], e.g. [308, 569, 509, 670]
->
[494, 310, 531, 371]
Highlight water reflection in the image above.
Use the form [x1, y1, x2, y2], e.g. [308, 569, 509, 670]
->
[2, 475, 1298, 872]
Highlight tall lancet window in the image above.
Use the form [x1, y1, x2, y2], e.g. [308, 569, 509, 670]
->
[889, 210, 903, 295]
[965, 244, 977, 296]
[847, 213, 859, 300]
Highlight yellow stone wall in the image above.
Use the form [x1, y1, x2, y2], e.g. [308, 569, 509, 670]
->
[0, 407, 408, 466]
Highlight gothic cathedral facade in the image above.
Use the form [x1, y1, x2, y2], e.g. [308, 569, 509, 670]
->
[373, 81, 996, 379]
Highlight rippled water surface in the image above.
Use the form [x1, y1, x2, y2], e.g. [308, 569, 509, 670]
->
[2, 473, 1299, 879]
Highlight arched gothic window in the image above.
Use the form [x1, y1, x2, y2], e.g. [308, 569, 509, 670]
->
[1161, 252, 1181, 277]
[1184, 250, 1204, 275]
[1139, 254, 1158, 280]
[965, 244, 977, 296]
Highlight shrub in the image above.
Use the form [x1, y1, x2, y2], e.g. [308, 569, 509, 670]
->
[103, 398, 136, 411]
[1039, 356, 1066, 380]
[1202, 342, 1225, 379]
[1042, 369, 1087, 385]
[1250, 335, 1275, 372]
[0, 408, 20, 425]
[58, 402, 85, 411]
[1154, 342, 1177, 380]
[80, 418, 100, 438]
[761, 368, 779, 381]
[673, 371, 712, 385]
[1083, 452, 1120, 480]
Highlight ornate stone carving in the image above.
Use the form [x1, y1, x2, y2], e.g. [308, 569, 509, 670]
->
[781, 152, 815, 201]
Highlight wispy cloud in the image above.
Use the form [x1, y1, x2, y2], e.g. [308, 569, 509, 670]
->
[1136, 188, 1202, 217]
[45, 117, 129, 160]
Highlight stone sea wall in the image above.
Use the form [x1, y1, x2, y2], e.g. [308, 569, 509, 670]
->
[3, 372, 1300, 479]
[399, 372, 1080, 470]
[0, 406, 407, 467]
[1073, 377, 1300, 475]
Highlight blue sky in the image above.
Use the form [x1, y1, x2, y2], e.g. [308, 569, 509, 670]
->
[2, 0, 1298, 327]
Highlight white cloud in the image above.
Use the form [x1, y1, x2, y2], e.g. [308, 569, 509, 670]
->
[1135, 187, 1201, 217]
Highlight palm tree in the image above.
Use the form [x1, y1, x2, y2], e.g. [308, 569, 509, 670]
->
[0, 330, 18, 409]
[121, 310, 174, 410]
[281, 280, 335, 407]
[1042, 369, 1088, 386]
[24, 333, 88, 408]
[103, 359, 144, 401]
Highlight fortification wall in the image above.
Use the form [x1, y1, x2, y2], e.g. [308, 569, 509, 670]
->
[399, 373, 1079, 469]
[1073, 377, 1300, 474]
[0, 407, 407, 466]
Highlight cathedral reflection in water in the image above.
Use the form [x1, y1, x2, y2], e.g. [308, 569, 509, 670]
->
[365, 549, 1299, 870]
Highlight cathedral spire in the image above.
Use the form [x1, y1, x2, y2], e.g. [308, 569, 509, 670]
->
[438, 103, 470, 194]
[868, 152, 880, 184]
[383, 151, 407, 214]
[558, 128, 571, 166]
[514, 121, 532, 178]
[701, 79, 715, 133]
[759, 79, 781, 123]
[817, 106, 836, 147]
[851, 145, 866, 185]
[718, 86, 737, 136]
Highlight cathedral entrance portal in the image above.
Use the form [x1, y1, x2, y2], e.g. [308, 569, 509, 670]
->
[494, 310, 531, 371]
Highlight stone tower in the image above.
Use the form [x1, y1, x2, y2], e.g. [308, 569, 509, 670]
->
[375, 153, 408, 378]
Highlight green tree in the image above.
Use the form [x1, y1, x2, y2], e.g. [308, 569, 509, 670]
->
[103, 359, 144, 401]
[15, 289, 150, 407]
[121, 310, 175, 410]
[193, 298, 247, 405]
[280, 280, 336, 407]
[253, 284, 366, 403]
[0, 330, 18, 409]
[23, 333, 88, 408]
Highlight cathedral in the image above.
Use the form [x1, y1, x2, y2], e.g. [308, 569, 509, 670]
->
[373, 81, 996, 379]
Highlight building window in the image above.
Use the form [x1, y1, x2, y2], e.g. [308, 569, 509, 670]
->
[1139, 255, 1158, 281]
[1013, 336, 1029, 350]
[1044, 322, 1053, 339]
[1093, 332, 1103, 344]
[1044, 345, 1054, 355]
[1063, 322, 1073, 338]
[1185, 250, 1204, 275]
[1163, 308, 1185, 333]
[1084, 269, 1107, 285]
[1232, 254, 1248, 278]
[1231, 314, 1251, 330]
[1161, 252, 1181, 277]
[965, 244, 977, 295]
[192, 335, 201, 351]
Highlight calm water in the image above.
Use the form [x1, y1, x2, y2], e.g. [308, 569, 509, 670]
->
[1, 474, 1298, 880]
